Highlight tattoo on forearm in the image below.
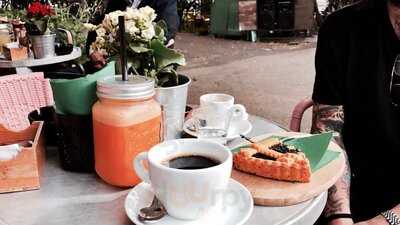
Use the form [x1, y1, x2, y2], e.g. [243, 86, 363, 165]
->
[311, 104, 344, 145]
[325, 152, 351, 217]
[311, 104, 351, 217]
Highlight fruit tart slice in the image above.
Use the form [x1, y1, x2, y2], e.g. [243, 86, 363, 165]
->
[233, 139, 311, 182]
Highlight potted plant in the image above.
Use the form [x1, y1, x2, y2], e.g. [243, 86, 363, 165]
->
[53, 0, 104, 61]
[86, 6, 190, 140]
[25, 1, 57, 59]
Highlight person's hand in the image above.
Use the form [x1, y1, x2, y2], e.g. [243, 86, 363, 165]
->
[90, 51, 106, 69]
[166, 39, 175, 48]
[329, 218, 354, 225]
[354, 214, 387, 225]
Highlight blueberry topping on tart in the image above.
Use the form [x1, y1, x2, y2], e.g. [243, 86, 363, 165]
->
[252, 152, 276, 161]
[270, 143, 301, 154]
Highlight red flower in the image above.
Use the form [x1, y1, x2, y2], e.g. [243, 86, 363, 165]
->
[27, 1, 54, 18]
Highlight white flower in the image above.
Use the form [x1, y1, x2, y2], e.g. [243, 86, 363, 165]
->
[136, 17, 151, 30]
[96, 27, 107, 37]
[89, 40, 108, 56]
[102, 14, 113, 30]
[141, 27, 155, 40]
[126, 21, 139, 36]
[139, 6, 157, 22]
[126, 7, 140, 20]
[83, 23, 97, 31]
[95, 36, 106, 45]
[109, 10, 126, 26]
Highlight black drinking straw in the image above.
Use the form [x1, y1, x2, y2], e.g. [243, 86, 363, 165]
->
[118, 16, 128, 81]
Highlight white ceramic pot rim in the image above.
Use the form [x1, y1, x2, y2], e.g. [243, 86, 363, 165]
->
[147, 138, 232, 174]
[155, 75, 191, 90]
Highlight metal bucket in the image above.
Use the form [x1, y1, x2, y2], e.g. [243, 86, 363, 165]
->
[155, 75, 191, 140]
[30, 34, 56, 59]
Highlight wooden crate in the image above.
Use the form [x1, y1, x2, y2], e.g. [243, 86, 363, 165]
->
[3, 44, 28, 61]
[0, 121, 45, 193]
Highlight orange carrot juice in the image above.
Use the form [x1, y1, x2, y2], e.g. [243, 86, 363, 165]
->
[93, 76, 161, 187]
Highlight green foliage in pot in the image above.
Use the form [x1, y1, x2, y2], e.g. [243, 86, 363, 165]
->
[86, 7, 186, 87]
[0, 7, 25, 20]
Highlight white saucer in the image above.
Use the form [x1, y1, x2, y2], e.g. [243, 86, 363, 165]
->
[125, 179, 254, 225]
[183, 119, 252, 141]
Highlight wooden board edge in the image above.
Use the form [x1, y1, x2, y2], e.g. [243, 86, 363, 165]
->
[252, 152, 346, 206]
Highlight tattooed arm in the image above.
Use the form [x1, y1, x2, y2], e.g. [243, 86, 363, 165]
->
[311, 103, 353, 225]
[355, 205, 400, 224]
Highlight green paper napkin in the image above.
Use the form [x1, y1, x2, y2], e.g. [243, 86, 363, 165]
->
[314, 150, 341, 172]
[285, 132, 333, 171]
[231, 132, 340, 172]
[50, 61, 115, 115]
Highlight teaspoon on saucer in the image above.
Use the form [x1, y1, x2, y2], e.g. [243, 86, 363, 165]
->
[138, 196, 166, 223]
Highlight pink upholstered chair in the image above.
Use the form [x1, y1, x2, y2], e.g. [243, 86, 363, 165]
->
[289, 98, 314, 132]
[0, 72, 54, 132]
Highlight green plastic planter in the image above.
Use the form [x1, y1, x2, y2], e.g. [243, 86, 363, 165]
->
[50, 61, 115, 116]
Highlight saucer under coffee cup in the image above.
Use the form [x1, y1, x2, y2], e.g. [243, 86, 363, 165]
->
[133, 139, 233, 220]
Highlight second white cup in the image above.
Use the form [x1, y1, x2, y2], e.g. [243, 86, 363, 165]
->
[200, 93, 248, 122]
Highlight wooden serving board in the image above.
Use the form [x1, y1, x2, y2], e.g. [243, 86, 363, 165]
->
[231, 132, 346, 206]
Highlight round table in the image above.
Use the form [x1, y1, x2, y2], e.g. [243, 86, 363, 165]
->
[0, 47, 81, 74]
[0, 115, 326, 225]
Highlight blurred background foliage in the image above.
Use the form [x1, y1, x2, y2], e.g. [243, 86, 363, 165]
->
[0, 0, 105, 62]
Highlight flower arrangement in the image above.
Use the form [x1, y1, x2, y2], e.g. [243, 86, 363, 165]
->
[25, 1, 56, 35]
[85, 6, 186, 87]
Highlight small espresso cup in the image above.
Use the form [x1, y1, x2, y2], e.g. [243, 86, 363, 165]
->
[134, 139, 232, 220]
[200, 93, 248, 122]
[193, 94, 248, 140]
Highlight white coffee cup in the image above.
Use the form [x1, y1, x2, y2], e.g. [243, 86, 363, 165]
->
[134, 139, 233, 220]
[200, 93, 248, 122]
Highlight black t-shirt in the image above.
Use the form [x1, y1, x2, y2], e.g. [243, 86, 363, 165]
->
[312, 0, 400, 221]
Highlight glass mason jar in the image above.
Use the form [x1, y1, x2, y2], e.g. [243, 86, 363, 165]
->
[93, 76, 162, 187]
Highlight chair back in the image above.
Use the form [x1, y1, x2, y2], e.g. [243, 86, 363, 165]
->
[0, 73, 54, 131]
[289, 98, 313, 132]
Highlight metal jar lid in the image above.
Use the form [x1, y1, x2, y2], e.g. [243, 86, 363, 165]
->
[97, 75, 155, 100]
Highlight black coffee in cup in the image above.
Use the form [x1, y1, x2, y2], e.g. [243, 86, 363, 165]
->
[164, 155, 220, 170]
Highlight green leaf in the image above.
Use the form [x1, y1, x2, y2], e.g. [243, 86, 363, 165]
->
[127, 57, 140, 69]
[129, 45, 152, 54]
[33, 19, 48, 35]
[128, 41, 153, 54]
[285, 132, 333, 172]
[156, 20, 168, 33]
[150, 39, 186, 69]
[157, 72, 170, 86]
[155, 25, 165, 40]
